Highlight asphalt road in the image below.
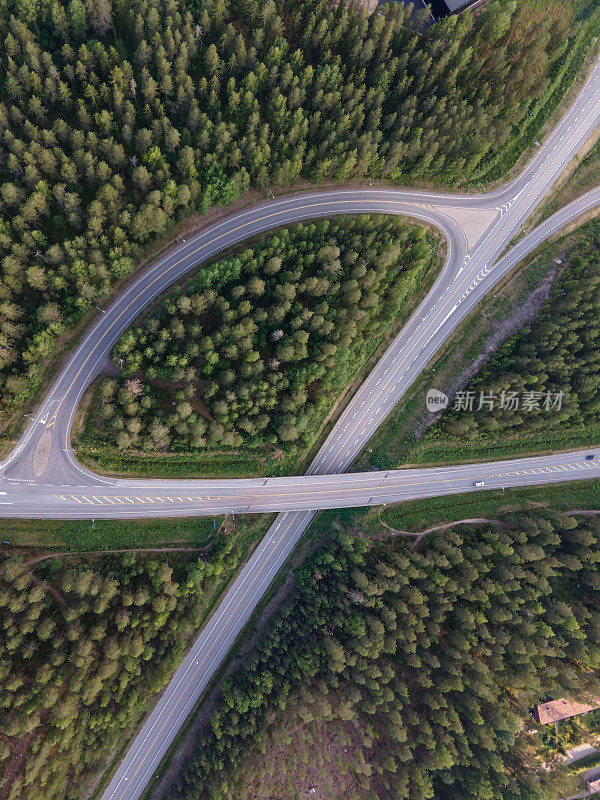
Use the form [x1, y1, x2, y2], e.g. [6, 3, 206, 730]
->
[4, 56, 600, 496]
[84, 452, 600, 800]
[2, 183, 600, 518]
[1, 448, 600, 517]
[2, 49, 600, 800]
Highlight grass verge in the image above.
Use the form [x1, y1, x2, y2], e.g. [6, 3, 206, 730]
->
[0, 515, 223, 551]
[568, 750, 600, 773]
[380, 479, 600, 533]
[73, 433, 268, 478]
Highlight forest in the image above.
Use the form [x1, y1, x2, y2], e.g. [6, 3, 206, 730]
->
[0, 0, 593, 431]
[80, 216, 436, 467]
[0, 534, 245, 800]
[167, 507, 600, 800]
[426, 218, 600, 449]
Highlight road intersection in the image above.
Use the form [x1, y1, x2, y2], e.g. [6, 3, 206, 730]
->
[3, 48, 600, 800]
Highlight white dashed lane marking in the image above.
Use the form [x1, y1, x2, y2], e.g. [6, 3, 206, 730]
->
[55, 494, 224, 506]
[48, 460, 600, 509]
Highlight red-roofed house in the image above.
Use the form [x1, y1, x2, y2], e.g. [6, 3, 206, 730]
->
[534, 698, 600, 726]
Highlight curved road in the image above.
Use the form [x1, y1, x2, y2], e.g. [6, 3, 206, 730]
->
[1, 49, 600, 800]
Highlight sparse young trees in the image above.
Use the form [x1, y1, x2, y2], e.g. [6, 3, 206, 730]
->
[428, 219, 600, 448]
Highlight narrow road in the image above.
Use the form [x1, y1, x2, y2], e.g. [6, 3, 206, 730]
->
[2, 49, 600, 800]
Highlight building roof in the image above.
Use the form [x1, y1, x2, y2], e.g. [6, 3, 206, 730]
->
[352, 0, 379, 11]
[442, 0, 468, 9]
[534, 697, 600, 725]
[378, 0, 486, 17]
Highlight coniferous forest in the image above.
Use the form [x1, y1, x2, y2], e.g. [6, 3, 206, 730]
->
[3, 0, 600, 798]
[0, 538, 245, 800]
[0, 0, 592, 429]
[81, 216, 437, 466]
[425, 219, 600, 447]
[168, 508, 600, 800]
